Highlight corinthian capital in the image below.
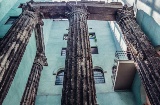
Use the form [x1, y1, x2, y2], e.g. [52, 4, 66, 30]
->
[21, 2, 36, 12]
[34, 52, 48, 66]
[116, 5, 134, 22]
[37, 13, 44, 26]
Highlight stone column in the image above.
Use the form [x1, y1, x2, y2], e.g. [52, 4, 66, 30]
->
[0, 3, 39, 104]
[20, 53, 47, 105]
[20, 20, 47, 105]
[116, 5, 160, 105]
[61, 4, 97, 105]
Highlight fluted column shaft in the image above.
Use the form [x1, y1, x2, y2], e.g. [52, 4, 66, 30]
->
[61, 5, 97, 105]
[116, 5, 160, 105]
[20, 19, 47, 105]
[0, 8, 39, 104]
[20, 54, 44, 105]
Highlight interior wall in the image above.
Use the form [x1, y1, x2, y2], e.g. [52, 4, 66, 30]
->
[109, 21, 127, 51]
[0, 0, 18, 22]
[131, 72, 143, 105]
[42, 19, 53, 47]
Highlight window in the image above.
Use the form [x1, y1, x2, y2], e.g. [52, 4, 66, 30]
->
[55, 67, 105, 85]
[91, 47, 98, 54]
[63, 33, 96, 40]
[55, 70, 64, 85]
[89, 33, 96, 39]
[89, 32, 97, 42]
[61, 47, 98, 56]
[61, 48, 66, 56]
[94, 69, 105, 84]
[89, 33, 97, 48]
[63, 34, 68, 40]
[5, 16, 18, 24]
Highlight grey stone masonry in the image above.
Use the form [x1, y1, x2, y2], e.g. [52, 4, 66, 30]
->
[61, 4, 97, 105]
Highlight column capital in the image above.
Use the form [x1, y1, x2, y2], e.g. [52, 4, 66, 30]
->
[22, 2, 36, 12]
[65, 3, 88, 19]
[21, 2, 44, 23]
[37, 17, 44, 26]
[116, 5, 134, 23]
[34, 52, 48, 66]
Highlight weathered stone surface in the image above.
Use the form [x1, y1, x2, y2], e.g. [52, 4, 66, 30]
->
[0, 2, 39, 104]
[20, 53, 45, 105]
[2, 1, 160, 105]
[20, 18, 47, 105]
[19, 1, 123, 21]
[116, 5, 160, 105]
[61, 4, 97, 105]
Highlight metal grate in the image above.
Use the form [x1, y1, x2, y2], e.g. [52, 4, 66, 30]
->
[115, 51, 132, 60]
[61, 48, 66, 56]
[94, 69, 105, 84]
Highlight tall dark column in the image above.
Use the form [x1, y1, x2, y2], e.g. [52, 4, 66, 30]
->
[20, 20, 47, 105]
[20, 53, 47, 105]
[0, 3, 39, 104]
[61, 4, 97, 105]
[116, 5, 160, 105]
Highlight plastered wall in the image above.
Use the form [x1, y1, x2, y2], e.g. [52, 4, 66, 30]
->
[35, 20, 136, 105]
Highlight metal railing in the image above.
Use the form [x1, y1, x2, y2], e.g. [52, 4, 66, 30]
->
[115, 51, 133, 60]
